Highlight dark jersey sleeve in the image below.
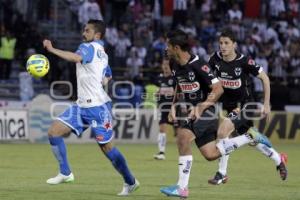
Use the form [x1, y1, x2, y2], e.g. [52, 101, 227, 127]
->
[208, 53, 217, 71]
[193, 61, 219, 86]
[244, 57, 263, 76]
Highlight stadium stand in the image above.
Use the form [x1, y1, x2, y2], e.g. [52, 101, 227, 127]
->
[0, 0, 299, 109]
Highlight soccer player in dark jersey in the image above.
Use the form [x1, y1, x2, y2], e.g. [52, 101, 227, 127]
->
[207, 29, 288, 185]
[159, 29, 272, 198]
[154, 58, 176, 160]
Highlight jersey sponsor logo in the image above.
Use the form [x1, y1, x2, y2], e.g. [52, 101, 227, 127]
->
[248, 59, 255, 65]
[95, 135, 104, 141]
[219, 78, 242, 89]
[178, 82, 200, 93]
[234, 67, 242, 76]
[221, 72, 228, 77]
[159, 87, 174, 95]
[201, 65, 210, 73]
[188, 71, 195, 81]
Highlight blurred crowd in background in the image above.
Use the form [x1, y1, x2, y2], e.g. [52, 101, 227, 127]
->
[0, 0, 299, 109]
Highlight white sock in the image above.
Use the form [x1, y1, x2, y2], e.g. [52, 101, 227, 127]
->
[217, 135, 252, 155]
[255, 143, 281, 166]
[158, 132, 166, 153]
[177, 155, 193, 189]
[218, 138, 229, 175]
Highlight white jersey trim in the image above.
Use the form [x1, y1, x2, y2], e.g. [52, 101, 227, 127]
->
[211, 78, 219, 84]
[56, 117, 80, 136]
[188, 55, 199, 64]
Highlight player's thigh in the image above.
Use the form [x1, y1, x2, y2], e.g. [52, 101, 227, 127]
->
[48, 120, 72, 137]
[84, 102, 114, 144]
[193, 109, 218, 149]
[56, 104, 86, 136]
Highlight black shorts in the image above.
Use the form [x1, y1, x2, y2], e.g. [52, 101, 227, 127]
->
[176, 106, 218, 148]
[226, 104, 256, 134]
[158, 103, 172, 125]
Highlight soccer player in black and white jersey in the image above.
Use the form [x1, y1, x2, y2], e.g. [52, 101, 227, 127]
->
[160, 29, 272, 198]
[153, 58, 176, 160]
[207, 29, 287, 185]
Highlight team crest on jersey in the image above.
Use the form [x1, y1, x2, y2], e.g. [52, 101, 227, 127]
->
[248, 59, 255, 65]
[234, 67, 242, 76]
[188, 71, 195, 81]
[168, 79, 174, 85]
[103, 121, 112, 131]
[201, 65, 210, 73]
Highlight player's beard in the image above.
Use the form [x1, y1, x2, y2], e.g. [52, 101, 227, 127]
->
[82, 37, 93, 42]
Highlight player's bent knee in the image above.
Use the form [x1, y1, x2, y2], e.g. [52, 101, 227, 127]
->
[203, 154, 218, 161]
[98, 142, 113, 154]
[200, 149, 219, 161]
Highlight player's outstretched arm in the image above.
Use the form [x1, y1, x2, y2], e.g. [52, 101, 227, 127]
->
[43, 39, 82, 63]
[257, 71, 271, 118]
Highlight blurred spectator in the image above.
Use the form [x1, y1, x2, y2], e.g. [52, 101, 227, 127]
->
[191, 40, 208, 61]
[198, 19, 216, 48]
[268, 0, 286, 19]
[105, 22, 118, 67]
[37, 0, 51, 21]
[228, 3, 243, 22]
[130, 39, 147, 65]
[151, 0, 163, 34]
[172, 0, 188, 28]
[0, 30, 17, 79]
[114, 30, 131, 67]
[152, 36, 166, 57]
[126, 49, 143, 79]
[179, 19, 197, 38]
[78, 0, 103, 27]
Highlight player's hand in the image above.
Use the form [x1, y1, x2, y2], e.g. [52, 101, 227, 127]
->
[262, 103, 271, 122]
[168, 104, 177, 122]
[43, 39, 54, 52]
[194, 104, 205, 119]
[188, 106, 196, 120]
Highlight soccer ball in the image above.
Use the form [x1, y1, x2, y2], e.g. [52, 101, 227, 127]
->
[26, 54, 50, 78]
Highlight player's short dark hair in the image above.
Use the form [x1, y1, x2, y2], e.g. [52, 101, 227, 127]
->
[166, 29, 190, 51]
[220, 28, 236, 42]
[87, 19, 106, 39]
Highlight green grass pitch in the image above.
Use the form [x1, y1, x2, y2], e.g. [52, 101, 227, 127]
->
[0, 143, 299, 200]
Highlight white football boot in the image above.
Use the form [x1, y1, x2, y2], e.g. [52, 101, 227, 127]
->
[46, 173, 74, 185]
[118, 179, 140, 196]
